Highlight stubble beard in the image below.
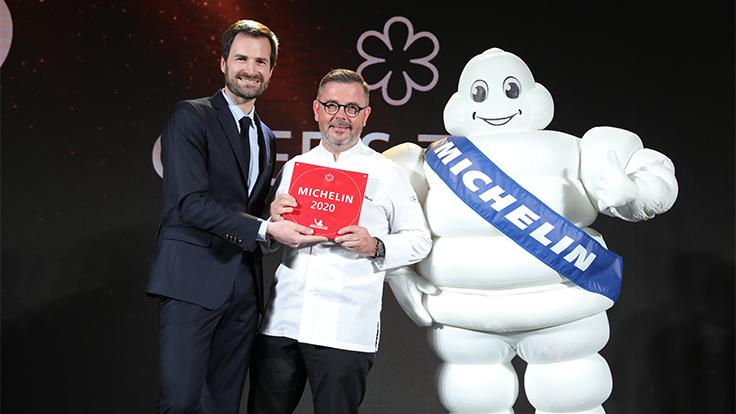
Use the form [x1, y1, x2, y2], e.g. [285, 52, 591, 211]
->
[321, 119, 362, 153]
[225, 71, 269, 101]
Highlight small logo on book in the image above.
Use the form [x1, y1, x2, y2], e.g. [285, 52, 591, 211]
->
[310, 218, 328, 230]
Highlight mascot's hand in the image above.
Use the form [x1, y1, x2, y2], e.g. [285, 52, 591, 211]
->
[591, 150, 639, 211]
[386, 267, 439, 327]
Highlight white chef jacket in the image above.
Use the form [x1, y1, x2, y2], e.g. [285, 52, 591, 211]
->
[259, 140, 432, 352]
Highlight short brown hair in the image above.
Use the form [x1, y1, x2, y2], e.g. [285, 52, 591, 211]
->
[221, 20, 279, 68]
[317, 69, 370, 105]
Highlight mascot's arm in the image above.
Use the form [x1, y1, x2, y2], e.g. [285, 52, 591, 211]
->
[385, 267, 439, 327]
[382, 142, 429, 204]
[580, 126, 678, 222]
[383, 143, 438, 327]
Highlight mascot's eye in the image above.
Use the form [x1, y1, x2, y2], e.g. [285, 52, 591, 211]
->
[503, 76, 521, 99]
[471, 80, 488, 102]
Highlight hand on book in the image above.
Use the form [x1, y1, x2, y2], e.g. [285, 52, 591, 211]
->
[266, 219, 327, 248]
[270, 193, 297, 221]
[334, 225, 376, 257]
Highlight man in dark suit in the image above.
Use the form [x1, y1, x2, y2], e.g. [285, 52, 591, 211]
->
[147, 20, 325, 414]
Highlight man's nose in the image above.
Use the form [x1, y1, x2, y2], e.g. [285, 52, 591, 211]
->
[242, 59, 258, 72]
[334, 105, 349, 119]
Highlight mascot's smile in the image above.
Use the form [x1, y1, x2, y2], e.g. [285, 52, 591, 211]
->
[472, 109, 522, 126]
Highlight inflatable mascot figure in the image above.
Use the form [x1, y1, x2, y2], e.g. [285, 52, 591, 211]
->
[384, 48, 678, 414]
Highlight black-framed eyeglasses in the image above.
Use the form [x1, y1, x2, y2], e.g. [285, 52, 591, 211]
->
[317, 100, 367, 117]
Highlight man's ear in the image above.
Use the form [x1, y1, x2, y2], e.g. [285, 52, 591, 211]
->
[362, 106, 372, 126]
[220, 56, 226, 74]
[313, 100, 320, 122]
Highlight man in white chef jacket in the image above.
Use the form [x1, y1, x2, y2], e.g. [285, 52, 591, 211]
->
[247, 69, 432, 414]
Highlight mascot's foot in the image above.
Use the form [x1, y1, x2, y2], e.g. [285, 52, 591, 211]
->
[537, 407, 604, 414]
[450, 410, 513, 414]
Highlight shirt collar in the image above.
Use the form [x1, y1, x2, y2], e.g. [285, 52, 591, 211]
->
[316, 139, 367, 161]
[222, 88, 255, 131]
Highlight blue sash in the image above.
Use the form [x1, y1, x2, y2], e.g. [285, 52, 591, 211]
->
[425, 136, 622, 302]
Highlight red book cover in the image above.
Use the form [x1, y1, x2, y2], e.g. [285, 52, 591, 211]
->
[284, 162, 369, 238]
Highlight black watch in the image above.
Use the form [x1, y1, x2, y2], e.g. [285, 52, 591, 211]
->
[372, 238, 385, 259]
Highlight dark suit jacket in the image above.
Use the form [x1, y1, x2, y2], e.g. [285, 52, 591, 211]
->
[147, 90, 276, 311]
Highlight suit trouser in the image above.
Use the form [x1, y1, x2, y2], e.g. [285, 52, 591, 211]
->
[158, 267, 258, 414]
[247, 334, 374, 414]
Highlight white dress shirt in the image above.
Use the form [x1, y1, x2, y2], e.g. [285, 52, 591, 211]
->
[259, 140, 432, 352]
[222, 89, 268, 240]
[222, 89, 262, 192]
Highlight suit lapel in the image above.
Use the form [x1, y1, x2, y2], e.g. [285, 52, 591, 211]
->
[248, 112, 274, 213]
[211, 91, 250, 193]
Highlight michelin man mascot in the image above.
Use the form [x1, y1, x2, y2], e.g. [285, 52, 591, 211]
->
[384, 48, 678, 414]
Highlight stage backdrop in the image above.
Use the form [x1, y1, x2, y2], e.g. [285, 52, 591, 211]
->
[2, 1, 733, 413]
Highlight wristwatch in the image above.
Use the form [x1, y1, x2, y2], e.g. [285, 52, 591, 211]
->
[372, 237, 385, 259]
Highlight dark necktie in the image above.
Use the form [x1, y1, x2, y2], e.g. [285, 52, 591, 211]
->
[239, 116, 268, 194]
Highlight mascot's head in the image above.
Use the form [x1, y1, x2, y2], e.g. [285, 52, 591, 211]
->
[444, 48, 554, 137]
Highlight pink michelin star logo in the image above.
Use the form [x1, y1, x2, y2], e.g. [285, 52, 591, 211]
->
[357, 16, 440, 106]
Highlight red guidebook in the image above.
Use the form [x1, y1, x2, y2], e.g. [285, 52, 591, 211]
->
[284, 162, 369, 238]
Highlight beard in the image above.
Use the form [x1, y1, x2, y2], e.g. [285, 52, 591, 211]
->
[321, 118, 362, 150]
[225, 70, 270, 100]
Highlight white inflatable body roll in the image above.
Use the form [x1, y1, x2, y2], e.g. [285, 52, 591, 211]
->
[418, 226, 608, 290]
[425, 284, 612, 332]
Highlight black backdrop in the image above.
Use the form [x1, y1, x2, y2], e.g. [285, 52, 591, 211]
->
[2, 1, 733, 413]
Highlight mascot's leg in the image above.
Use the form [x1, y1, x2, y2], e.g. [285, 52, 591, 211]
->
[429, 323, 518, 414]
[517, 312, 611, 414]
